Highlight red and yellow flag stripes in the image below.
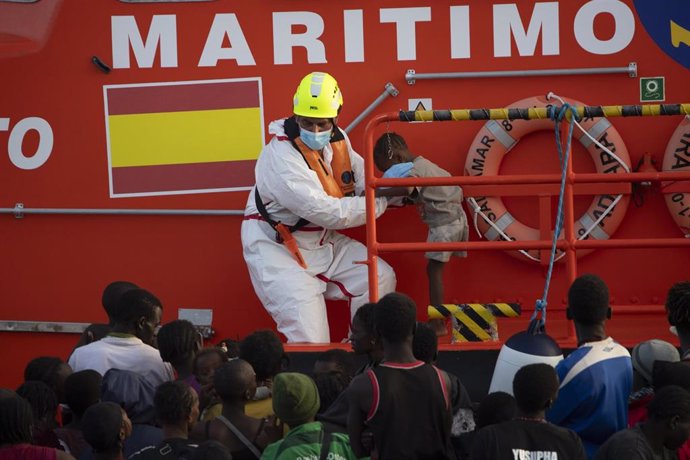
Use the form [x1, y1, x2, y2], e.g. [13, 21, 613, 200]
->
[105, 79, 263, 196]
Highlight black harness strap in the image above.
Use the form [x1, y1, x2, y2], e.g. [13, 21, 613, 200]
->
[254, 188, 309, 243]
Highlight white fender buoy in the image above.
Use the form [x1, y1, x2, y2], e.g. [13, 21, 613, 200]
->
[488, 330, 563, 395]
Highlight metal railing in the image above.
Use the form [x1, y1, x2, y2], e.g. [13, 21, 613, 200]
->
[362, 103, 690, 345]
[405, 62, 637, 84]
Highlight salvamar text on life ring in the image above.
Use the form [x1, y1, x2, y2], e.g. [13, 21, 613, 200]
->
[464, 95, 632, 262]
[662, 116, 690, 237]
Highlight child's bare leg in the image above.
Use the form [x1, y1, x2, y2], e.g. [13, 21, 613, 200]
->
[427, 259, 447, 336]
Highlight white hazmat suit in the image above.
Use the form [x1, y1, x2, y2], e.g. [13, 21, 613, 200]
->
[241, 118, 396, 343]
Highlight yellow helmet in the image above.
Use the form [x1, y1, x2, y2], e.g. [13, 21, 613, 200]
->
[293, 72, 343, 118]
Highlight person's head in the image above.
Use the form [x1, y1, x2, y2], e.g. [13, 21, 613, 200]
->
[0, 393, 33, 445]
[81, 401, 132, 456]
[375, 292, 417, 345]
[214, 359, 257, 404]
[513, 363, 559, 417]
[567, 274, 611, 327]
[101, 369, 156, 425]
[475, 392, 517, 429]
[74, 323, 113, 349]
[110, 288, 162, 345]
[413, 322, 438, 364]
[64, 370, 102, 420]
[154, 381, 199, 433]
[240, 330, 285, 383]
[216, 338, 240, 359]
[192, 440, 233, 460]
[313, 349, 353, 380]
[157, 319, 202, 370]
[632, 339, 680, 389]
[16, 380, 58, 430]
[350, 303, 378, 355]
[102, 280, 139, 323]
[373, 132, 411, 172]
[23, 356, 72, 404]
[293, 72, 342, 150]
[653, 360, 690, 391]
[272, 372, 320, 427]
[666, 282, 690, 337]
[194, 347, 229, 387]
[314, 371, 349, 415]
[647, 385, 690, 450]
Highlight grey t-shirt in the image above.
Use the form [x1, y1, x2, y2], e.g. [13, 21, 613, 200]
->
[410, 156, 464, 227]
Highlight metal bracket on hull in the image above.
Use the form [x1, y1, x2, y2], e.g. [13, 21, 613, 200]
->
[405, 62, 638, 84]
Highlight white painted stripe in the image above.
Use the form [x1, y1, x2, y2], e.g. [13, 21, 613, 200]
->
[579, 213, 610, 240]
[486, 120, 517, 150]
[579, 118, 611, 149]
[485, 212, 514, 241]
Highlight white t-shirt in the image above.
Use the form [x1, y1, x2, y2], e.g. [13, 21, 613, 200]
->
[68, 335, 174, 387]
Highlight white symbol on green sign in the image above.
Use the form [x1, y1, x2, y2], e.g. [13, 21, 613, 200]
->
[640, 77, 665, 102]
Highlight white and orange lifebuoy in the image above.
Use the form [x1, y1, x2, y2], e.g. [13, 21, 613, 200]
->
[662, 116, 690, 237]
[464, 95, 632, 262]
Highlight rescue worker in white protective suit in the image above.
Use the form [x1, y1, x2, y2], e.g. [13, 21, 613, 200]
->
[241, 72, 396, 343]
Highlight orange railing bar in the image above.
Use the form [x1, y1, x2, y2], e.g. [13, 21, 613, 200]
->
[363, 109, 690, 344]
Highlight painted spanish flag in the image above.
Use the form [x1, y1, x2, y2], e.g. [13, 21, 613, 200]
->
[104, 78, 263, 197]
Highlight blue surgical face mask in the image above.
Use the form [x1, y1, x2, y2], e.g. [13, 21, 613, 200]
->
[300, 127, 332, 151]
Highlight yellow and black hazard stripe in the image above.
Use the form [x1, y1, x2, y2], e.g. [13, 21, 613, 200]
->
[428, 303, 521, 342]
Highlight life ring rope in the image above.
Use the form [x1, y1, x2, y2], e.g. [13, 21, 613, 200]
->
[548, 93, 631, 173]
[467, 196, 541, 262]
[464, 94, 632, 264]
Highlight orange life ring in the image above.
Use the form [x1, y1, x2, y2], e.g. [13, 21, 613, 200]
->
[464, 95, 632, 262]
[662, 116, 690, 236]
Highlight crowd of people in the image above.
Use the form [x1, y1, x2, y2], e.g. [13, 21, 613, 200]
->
[2, 276, 690, 460]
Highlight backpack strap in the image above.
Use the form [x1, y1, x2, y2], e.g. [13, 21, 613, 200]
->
[216, 415, 262, 459]
[319, 430, 333, 460]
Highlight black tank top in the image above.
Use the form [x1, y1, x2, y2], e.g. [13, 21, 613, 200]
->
[365, 361, 455, 460]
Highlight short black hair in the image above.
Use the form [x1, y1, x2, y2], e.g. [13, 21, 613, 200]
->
[0, 393, 33, 444]
[315, 371, 349, 415]
[110, 288, 161, 326]
[353, 303, 376, 335]
[214, 359, 255, 402]
[373, 132, 407, 162]
[64, 370, 102, 418]
[194, 347, 229, 375]
[158, 319, 199, 364]
[567, 274, 610, 325]
[192, 440, 233, 460]
[23, 356, 68, 398]
[513, 364, 559, 415]
[315, 349, 354, 377]
[102, 281, 139, 320]
[375, 292, 417, 344]
[648, 385, 690, 422]
[16, 380, 57, 424]
[240, 330, 285, 381]
[154, 381, 197, 426]
[413, 322, 438, 364]
[666, 281, 690, 327]
[475, 392, 517, 429]
[81, 401, 124, 453]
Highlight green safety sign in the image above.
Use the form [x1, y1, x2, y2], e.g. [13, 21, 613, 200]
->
[640, 77, 665, 102]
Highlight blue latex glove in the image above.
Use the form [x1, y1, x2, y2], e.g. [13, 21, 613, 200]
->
[383, 162, 414, 178]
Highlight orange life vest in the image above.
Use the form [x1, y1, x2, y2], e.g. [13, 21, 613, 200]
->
[293, 137, 355, 197]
